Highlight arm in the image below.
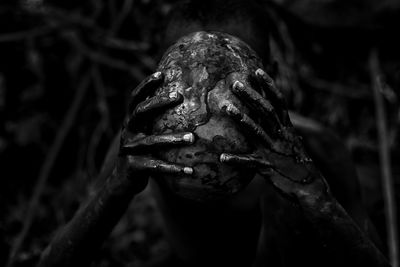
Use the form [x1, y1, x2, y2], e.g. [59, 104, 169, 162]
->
[38, 72, 195, 267]
[219, 69, 390, 267]
[38, 168, 136, 267]
[290, 112, 383, 247]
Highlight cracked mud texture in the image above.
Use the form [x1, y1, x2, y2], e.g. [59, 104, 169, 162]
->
[152, 31, 263, 201]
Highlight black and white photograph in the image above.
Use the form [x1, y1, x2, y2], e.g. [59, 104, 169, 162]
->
[0, 0, 399, 266]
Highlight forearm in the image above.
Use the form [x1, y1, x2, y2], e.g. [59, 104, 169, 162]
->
[38, 168, 137, 267]
[298, 186, 390, 267]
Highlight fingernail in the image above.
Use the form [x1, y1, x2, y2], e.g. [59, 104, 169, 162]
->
[220, 154, 229, 162]
[169, 91, 178, 99]
[226, 103, 238, 114]
[232, 80, 244, 91]
[256, 68, 273, 84]
[183, 133, 195, 143]
[255, 68, 265, 77]
[184, 167, 193, 175]
[153, 71, 162, 79]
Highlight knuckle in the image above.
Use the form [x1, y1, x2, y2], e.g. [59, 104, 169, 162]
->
[143, 135, 155, 145]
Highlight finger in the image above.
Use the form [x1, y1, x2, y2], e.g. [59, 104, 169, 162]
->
[121, 132, 195, 154]
[221, 102, 274, 148]
[129, 71, 164, 112]
[220, 153, 272, 169]
[128, 91, 183, 130]
[231, 80, 282, 131]
[127, 155, 193, 175]
[254, 68, 290, 125]
[254, 68, 284, 104]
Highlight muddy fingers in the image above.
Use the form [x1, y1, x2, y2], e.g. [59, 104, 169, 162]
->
[221, 102, 274, 148]
[119, 71, 197, 190]
[219, 153, 272, 169]
[127, 155, 193, 175]
[231, 80, 282, 131]
[128, 92, 183, 130]
[254, 68, 290, 125]
[129, 71, 164, 112]
[121, 132, 195, 154]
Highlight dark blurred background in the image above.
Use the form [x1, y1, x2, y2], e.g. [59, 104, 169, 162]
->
[0, 0, 399, 266]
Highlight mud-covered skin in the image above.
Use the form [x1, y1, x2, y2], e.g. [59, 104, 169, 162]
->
[151, 31, 263, 201]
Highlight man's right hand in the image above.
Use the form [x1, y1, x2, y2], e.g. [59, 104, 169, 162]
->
[117, 71, 195, 194]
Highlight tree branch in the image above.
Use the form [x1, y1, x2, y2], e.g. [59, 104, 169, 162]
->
[6, 73, 91, 267]
[370, 50, 399, 267]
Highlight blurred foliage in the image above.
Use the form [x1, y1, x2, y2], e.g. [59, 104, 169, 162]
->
[0, 0, 175, 266]
[0, 0, 399, 266]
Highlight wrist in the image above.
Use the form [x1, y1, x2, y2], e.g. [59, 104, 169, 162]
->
[295, 173, 334, 210]
[113, 159, 149, 195]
